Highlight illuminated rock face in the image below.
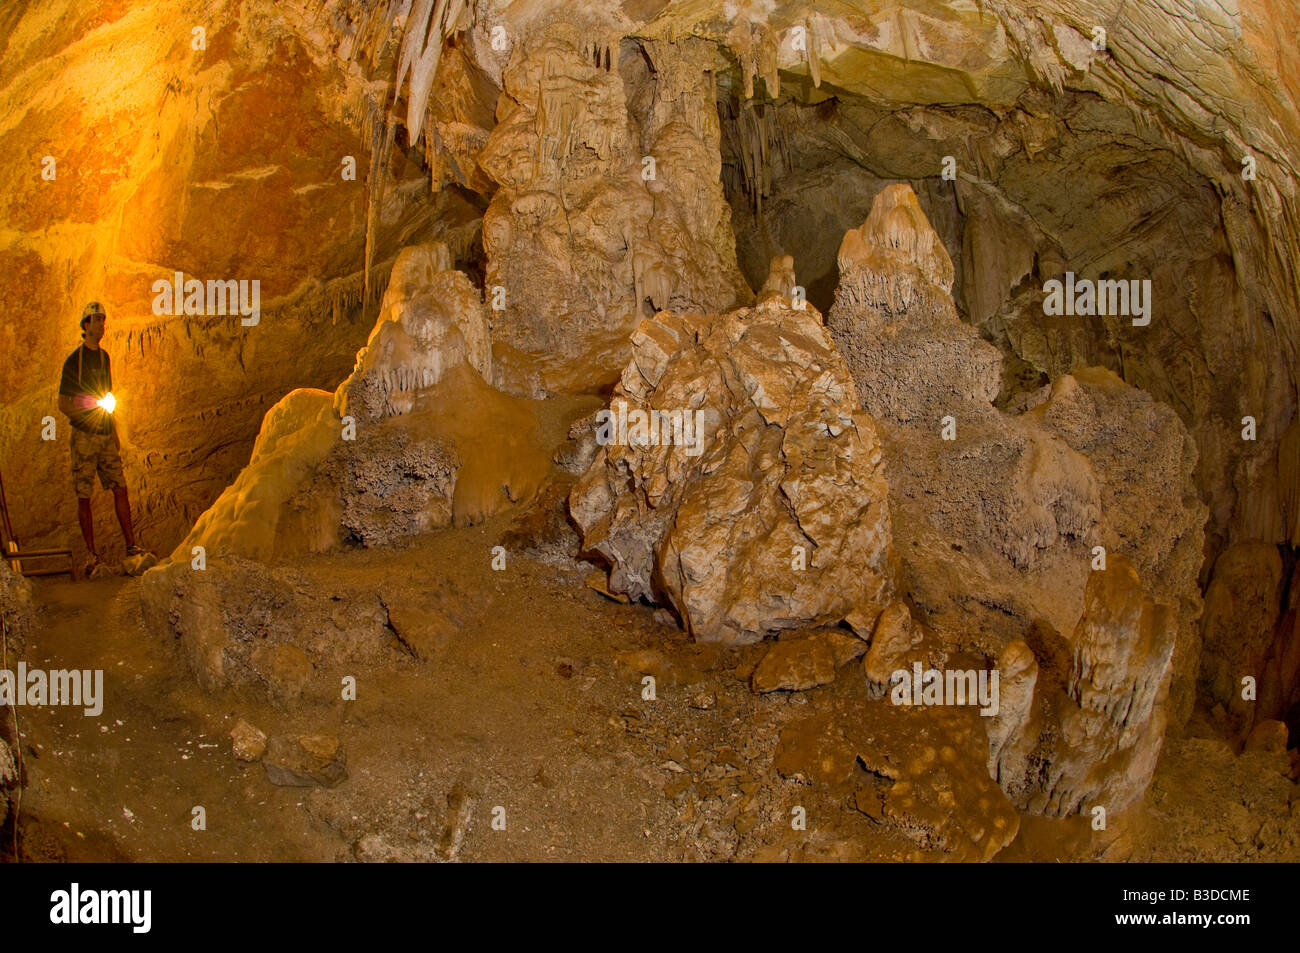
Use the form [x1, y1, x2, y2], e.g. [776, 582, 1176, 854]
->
[478, 23, 752, 396]
[570, 296, 897, 644]
[0, 0, 442, 560]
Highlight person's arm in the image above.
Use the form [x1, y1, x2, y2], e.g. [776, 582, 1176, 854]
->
[58, 390, 98, 418]
[57, 355, 97, 420]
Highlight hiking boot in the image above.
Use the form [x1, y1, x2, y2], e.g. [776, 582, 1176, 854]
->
[83, 552, 101, 577]
[123, 546, 158, 576]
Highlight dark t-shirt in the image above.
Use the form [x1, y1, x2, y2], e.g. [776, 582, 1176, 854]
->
[59, 345, 114, 435]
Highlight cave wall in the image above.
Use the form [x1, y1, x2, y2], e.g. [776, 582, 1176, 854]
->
[2, 0, 1298, 732]
[688, 0, 1300, 730]
[0, 0, 438, 557]
[720, 90, 1297, 572]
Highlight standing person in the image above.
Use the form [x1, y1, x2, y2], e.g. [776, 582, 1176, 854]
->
[56, 301, 143, 576]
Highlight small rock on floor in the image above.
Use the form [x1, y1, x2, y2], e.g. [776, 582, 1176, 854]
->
[751, 636, 836, 693]
[231, 720, 267, 762]
[265, 734, 347, 787]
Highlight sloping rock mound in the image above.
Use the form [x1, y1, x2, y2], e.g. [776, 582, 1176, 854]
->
[570, 295, 896, 643]
[161, 243, 547, 564]
[828, 184, 1205, 729]
[987, 554, 1175, 816]
[140, 555, 475, 701]
[167, 387, 342, 564]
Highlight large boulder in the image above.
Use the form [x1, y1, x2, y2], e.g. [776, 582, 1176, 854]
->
[570, 294, 896, 643]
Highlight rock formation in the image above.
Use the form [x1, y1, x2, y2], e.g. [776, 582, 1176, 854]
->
[570, 287, 896, 644]
[0, 559, 32, 835]
[4, 0, 1299, 864]
[987, 554, 1175, 815]
[1200, 542, 1299, 736]
[0, 0, 452, 558]
[161, 241, 545, 564]
[828, 184, 1205, 732]
[479, 23, 751, 396]
[141, 551, 477, 701]
[337, 242, 491, 423]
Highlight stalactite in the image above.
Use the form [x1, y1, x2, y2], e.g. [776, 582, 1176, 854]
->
[759, 27, 779, 99]
[807, 16, 822, 89]
[357, 0, 471, 302]
[362, 91, 396, 304]
[718, 88, 789, 218]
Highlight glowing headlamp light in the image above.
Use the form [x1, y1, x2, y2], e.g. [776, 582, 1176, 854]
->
[98, 392, 116, 414]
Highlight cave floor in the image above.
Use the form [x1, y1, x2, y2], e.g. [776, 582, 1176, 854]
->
[10, 517, 1299, 862]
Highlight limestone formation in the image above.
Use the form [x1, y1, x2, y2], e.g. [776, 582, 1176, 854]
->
[336, 243, 491, 424]
[1199, 543, 1293, 735]
[3, 0, 1299, 865]
[0, 0, 444, 557]
[861, 602, 944, 700]
[161, 387, 343, 564]
[571, 297, 896, 644]
[159, 242, 548, 564]
[479, 23, 751, 396]
[987, 554, 1175, 816]
[829, 184, 1205, 729]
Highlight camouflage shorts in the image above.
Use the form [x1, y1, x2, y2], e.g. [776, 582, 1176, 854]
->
[71, 427, 126, 498]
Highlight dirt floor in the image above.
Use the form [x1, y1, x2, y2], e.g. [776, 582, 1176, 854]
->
[7, 516, 1300, 863]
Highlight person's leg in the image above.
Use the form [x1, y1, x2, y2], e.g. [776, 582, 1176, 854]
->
[77, 496, 95, 553]
[96, 433, 136, 550]
[71, 429, 98, 559]
[112, 486, 136, 549]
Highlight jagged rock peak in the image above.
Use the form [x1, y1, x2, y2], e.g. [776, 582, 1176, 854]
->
[835, 184, 956, 315]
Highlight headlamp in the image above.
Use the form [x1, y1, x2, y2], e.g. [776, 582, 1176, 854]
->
[98, 392, 116, 414]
